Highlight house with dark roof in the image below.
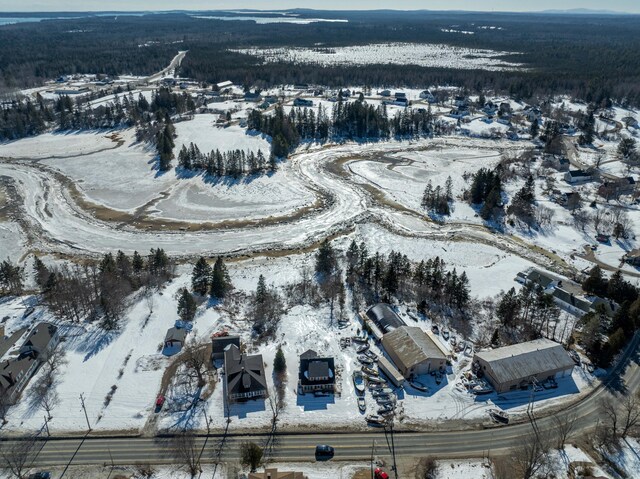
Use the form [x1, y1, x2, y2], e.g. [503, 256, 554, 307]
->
[381, 326, 447, 379]
[564, 169, 594, 184]
[598, 177, 636, 200]
[298, 350, 335, 394]
[19, 322, 58, 360]
[211, 334, 241, 361]
[1, 322, 58, 402]
[473, 339, 575, 393]
[224, 344, 268, 403]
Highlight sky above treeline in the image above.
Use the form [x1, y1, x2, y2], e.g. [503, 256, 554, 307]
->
[1, 0, 638, 13]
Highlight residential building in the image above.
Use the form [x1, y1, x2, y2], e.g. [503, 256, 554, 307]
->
[211, 334, 241, 361]
[473, 339, 575, 393]
[381, 326, 447, 378]
[564, 170, 594, 184]
[19, 322, 58, 360]
[164, 327, 187, 349]
[224, 344, 268, 403]
[598, 177, 636, 200]
[624, 248, 640, 267]
[293, 98, 313, 107]
[298, 349, 335, 394]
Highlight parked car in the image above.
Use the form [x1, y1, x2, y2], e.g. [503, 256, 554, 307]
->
[315, 444, 335, 460]
[155, 394, 165, 412]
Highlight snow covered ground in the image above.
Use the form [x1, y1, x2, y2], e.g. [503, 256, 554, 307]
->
[234, 43, 525, 71]
[0, 130, 121, 159]
[434, 460, 493, 479]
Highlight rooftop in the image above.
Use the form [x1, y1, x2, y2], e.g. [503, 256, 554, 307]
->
[475, 338, 574, 385]
[382, 326, 446, 370]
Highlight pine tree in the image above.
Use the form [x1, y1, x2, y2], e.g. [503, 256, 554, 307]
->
[256, 274, 268, 305]
[132, 251, 144, 274]
[530, 119, 539, 139]
[274, 346, 286, 375]
[177, 288, 197, 321]
[315, 240, 337, 276]
[497, 287, 521, 328]
[191, 257, 211, 296]
[210, 257, 231, 299]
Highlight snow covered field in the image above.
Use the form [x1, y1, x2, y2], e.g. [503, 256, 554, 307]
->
[0, 130, 121, 159]
[235, 43, 525, 71]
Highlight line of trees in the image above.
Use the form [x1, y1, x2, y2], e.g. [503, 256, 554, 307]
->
[177, 142, 275, 178]
[468, 166, 504, 221]
[33, 249, 174, 328]
[247, 101, 435, 159]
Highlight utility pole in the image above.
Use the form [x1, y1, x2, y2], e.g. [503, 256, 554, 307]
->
[43, 415, 50, 437]
[79, 393, 91, 431]
[389, 420, 399, 479]
[370, 439, 376, 479]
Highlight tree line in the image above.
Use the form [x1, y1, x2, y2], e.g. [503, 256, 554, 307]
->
[177, 142, 275, 178]
[32, 249, 175, 328]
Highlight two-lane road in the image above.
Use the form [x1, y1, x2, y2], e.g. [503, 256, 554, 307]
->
[6, 333, 638, 469]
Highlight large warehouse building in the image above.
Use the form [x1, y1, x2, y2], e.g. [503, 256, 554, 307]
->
[381, 326, 447, 378]
[473, 338, 575, 393]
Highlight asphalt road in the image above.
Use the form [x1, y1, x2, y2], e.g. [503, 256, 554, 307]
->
[1, 331, 635, 470]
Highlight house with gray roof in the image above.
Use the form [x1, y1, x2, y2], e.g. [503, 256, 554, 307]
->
[473, 338, 574, 393]
[19, 322, 58, 360]
[381, 326, 447, 379]
[298, 349, 335, 394]
[211, 334, 241, 362]
[224, 344, 268, 403]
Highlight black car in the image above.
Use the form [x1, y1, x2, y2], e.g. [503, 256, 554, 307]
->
[315, 444, 335, 460]
[29, 473, 51, 479]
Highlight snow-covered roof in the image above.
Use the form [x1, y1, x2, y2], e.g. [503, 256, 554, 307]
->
[475, 339, 574, 385]
[381, 326, 446, 371]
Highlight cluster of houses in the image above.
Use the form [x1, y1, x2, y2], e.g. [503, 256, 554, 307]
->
[516, 268, 617, 317]
[0, 322, 59, 403]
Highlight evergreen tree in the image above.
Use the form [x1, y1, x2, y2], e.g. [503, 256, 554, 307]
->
[315, 240, 337, 276]
[497, 287, 521, 328]
[529, 118, 539, 139]
[210, 256, 231, 299]
[274, 346, 286, 375]
[256, 274, 268, 305]
[132, 251, 144, 274]
[191, 257, 211, 296]
[177, 288, 197, 321]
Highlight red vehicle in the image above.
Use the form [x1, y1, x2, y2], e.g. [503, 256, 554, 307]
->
[155, 394, 165, 411]
[375, 468, 389, 479]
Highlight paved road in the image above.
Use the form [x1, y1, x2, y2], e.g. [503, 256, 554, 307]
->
[144, 50, 188, 84]
[4, 332, 638, 469]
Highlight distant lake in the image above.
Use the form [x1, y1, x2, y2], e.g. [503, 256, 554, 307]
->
[0, 13, 146, 26]
[0, 17, 51, 25]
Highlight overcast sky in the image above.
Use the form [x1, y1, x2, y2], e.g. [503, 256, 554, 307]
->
[0, 1, 638, 13]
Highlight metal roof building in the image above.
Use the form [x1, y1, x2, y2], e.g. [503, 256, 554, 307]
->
[381, 326, 447, 378]
[474, 338, 574, 393]
[366, 303, 406, 333]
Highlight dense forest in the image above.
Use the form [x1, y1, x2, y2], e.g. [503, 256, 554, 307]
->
[2, 11, 640, 105]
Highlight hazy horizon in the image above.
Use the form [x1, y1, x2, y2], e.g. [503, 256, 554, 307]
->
[0, 1, 638, 14]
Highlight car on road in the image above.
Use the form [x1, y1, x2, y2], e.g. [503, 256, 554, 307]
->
[315, 444, 335, 460]
[29, 473, 51, 479]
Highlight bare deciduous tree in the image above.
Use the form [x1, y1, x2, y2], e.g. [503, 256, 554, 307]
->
[510, 429, 551, 479]
[551, 411, 578, 449]
[620, 391, 640, 438]
[180, 340, 211, 390]
[0, 436, 37, 479]
[573, 209, 591, 232]
[171, 431, 201, 478]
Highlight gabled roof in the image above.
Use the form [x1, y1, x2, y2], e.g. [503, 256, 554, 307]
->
[21, 323, 57, 353]
[475, 339, 574, 385]
[299, 350, 335, 386]
[553, 288, 591, 313]
[525, 269, 556, 289]
[224, 345, 267, 396]
[382, 326, 446, 370]
[164, 327, 187, 343]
